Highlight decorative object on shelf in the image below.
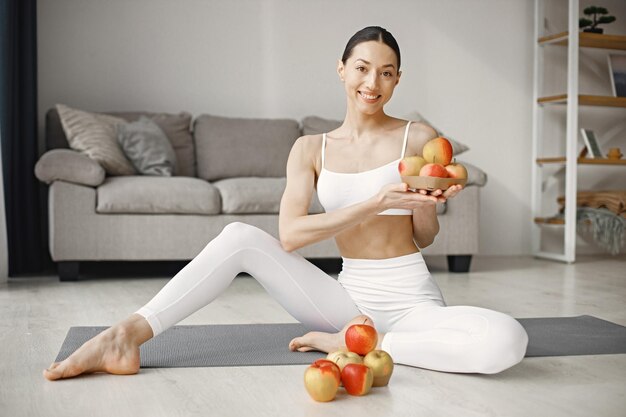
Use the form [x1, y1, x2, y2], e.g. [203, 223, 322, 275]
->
[557, 190, 626, 255]
[607, 54, 626, 97]
[607, 147, 623, 160]
[579, 6, 616, 34]
[580, 129, 604, 158]
[577, 207, 625, 255]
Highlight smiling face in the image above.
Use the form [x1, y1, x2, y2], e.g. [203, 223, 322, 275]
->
[338, 40, 401, 115]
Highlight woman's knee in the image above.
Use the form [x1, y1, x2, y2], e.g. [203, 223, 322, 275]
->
[220, 222, 267, 244]
[222, 221, 254, 234]
[473, 315, 528, 374]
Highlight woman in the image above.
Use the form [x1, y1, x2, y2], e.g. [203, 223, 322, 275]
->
[43, 26, 527, 381]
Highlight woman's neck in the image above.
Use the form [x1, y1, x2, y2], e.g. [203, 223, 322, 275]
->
[339, 107, 392, 141]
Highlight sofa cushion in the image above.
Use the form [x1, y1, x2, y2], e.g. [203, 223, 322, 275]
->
[301, 116, 343, 136]
[97, 176, 221, 214]
[35, 149, 106, 187]
[56, 104, 136, 175]
[117, 116, 177, 176]
[194, 115, 300, 181]
[213, 177, 324, 214]
[109, 111, 195, 177]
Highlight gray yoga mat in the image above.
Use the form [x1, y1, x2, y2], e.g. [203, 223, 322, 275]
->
[55, 315, 626, 368]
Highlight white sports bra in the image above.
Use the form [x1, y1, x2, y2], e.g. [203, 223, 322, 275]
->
[316, 121, 413, 216]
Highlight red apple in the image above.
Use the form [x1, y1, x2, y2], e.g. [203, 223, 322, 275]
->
[398, 155, 427, 176]
[326, 350, 363, 387]
[304, 360, 341, 402]
[363, 350, 394, 387]
[345, 324, 378, 356]
[423, 137, 453, 165]
[418, 163, 449, 178]
[444, 161, 468, 179]
[341, 363, 374, 396]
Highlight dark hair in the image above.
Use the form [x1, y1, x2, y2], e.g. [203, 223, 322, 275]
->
[341, 26, 401, 71]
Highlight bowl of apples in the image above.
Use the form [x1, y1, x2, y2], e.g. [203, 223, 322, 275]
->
[398, 137, 467, 191]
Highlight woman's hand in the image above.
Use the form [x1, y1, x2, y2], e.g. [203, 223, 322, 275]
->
[376, 183, 439, 211]
[416, 184, 464, 203]
[376, 183, 465, 212]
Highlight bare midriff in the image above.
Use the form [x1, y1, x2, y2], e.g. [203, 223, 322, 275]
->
[334, 215, 419, 259]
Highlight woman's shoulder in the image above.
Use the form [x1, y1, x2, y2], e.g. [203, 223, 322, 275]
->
[402, 119, 437, 140]
[390, 117, 435, 136]
[294, 133, 324, 150]
[395, 118, 438, 155]
[289, 134, 324, 168]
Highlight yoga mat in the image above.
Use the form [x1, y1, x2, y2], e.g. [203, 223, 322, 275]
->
[54, 315, 626, 368]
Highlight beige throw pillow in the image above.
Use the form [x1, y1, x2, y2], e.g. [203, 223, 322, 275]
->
[56, 104, 136, 175]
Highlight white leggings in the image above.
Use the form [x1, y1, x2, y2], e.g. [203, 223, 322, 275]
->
[136, 222, 528, 374]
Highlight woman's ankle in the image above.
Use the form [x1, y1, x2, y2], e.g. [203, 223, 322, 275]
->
[116, 314, 154, 346]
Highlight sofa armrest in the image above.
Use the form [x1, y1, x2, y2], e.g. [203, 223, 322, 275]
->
[35, 149, 105, 187]
[438, 185, 479, 253]
[421, 185, 480, 256]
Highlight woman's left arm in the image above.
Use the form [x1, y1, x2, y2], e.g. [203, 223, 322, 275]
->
[412, 202, 439, 248]
[412, 185, 463, 248]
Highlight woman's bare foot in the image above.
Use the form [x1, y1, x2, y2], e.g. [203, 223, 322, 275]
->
[43, 314, 153, 381]
[289, 314, 378, 354]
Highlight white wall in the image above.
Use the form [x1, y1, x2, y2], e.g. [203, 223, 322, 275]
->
[37, 0, 621, 256]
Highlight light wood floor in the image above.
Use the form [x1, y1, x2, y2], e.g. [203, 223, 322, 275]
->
[1, 255, 625, 417]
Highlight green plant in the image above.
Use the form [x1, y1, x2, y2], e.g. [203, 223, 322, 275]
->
[579, 6, 616, 31]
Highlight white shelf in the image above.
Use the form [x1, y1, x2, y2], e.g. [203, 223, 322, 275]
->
[531, 0, 626, 263]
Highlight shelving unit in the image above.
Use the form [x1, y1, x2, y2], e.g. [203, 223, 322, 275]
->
[531, 0, 626, 263]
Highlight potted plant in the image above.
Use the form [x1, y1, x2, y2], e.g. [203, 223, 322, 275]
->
[579, 6, 616, 34]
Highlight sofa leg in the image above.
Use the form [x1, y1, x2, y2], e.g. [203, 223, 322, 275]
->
[58, 261, 80, 281]
[447, 255, 472, 273]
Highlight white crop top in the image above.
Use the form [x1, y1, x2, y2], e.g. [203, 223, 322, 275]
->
[316, 121, 413, 216]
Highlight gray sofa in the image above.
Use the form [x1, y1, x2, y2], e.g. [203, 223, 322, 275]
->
[35, 108, 482, 280]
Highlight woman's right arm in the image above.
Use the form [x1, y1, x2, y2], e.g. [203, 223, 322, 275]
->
[278, 136, 380, 252]
[278, 136, 440, 252]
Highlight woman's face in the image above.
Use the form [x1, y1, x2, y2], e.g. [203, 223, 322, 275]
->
[338, 40, 401, 115]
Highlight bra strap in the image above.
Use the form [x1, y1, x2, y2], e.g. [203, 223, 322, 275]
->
[321, 133, 327, 169]
[400, 121, 411, 159]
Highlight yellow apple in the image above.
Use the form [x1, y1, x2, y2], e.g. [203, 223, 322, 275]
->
[398, 155, 427, 176]
[363, 350, 394, 387]
[444, 161, 468, 179]
[326, 350, 363, 371]
[303, 359, 340, 402]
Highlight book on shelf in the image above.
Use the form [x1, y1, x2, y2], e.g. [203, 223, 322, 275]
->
[580, 129, 603, 158]
[607, 54, 626, 98]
